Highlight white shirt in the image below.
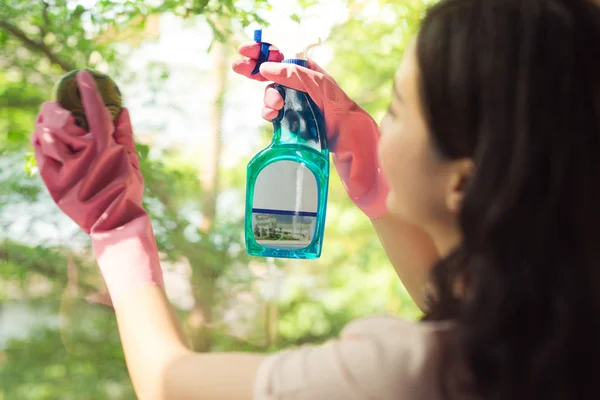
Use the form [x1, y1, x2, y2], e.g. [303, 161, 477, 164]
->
[254, 316, 455, 399]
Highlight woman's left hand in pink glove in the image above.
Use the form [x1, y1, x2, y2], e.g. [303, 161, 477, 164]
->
[31, 70, 164, 304]
[233, 43, 389, 220]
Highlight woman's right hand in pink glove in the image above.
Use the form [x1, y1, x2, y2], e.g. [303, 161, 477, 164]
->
[233, 42, 389, 220]
[31, 70, 163, 304]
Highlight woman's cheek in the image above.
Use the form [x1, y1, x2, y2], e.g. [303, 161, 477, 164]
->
[379, 127, 405, 186]
[378, 130, 393, 182]
[379, 134, 410, 218]
[378, 116, 396, 180]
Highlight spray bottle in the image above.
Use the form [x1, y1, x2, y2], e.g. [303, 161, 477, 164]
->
[245, 28, 329, 260]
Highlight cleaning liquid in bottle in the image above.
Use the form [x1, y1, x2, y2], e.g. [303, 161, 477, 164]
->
[245, 28, 329, 259]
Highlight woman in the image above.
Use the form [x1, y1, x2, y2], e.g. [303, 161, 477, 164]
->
[31, 0, 600, 398]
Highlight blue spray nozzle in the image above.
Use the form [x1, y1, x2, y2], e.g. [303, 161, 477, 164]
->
[251, 27, 321, 75]
[253, 29, 263, 42]
[251, 29, 272, 76]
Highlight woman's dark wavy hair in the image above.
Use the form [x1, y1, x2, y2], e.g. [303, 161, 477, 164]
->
[417, 0, 600, 399]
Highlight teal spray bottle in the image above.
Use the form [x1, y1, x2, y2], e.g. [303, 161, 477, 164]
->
[245, 28, 329, 259]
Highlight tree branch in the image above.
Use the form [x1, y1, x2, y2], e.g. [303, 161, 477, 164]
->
[39, 0, 51, 37]
[0, 20, 75, 72]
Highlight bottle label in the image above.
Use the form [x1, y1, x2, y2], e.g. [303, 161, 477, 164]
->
[252, 160, 319, 250]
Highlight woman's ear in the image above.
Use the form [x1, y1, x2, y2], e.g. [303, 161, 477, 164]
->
[446, 158, 474, 214]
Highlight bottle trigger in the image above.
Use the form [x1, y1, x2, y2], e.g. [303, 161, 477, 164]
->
[252, 29, 272, 75]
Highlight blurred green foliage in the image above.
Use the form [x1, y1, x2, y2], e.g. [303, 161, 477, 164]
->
[0, 0, 428, 398]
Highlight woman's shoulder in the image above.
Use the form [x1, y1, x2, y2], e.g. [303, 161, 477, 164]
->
[342, 316, 454, 390]
[254, 316, 453, 400]
[342, 314, 452, 337]
[343, 315, 452, 358]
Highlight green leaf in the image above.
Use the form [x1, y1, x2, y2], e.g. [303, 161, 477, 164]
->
[289, 13, 301, 24]
[24, 152, 36, 176]
[136, 143, 150, 160]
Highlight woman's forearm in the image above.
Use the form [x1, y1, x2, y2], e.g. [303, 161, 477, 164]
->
[371, 212, 439, 311]
[113, 285, 265, 400]
[113, 285, 190, 399]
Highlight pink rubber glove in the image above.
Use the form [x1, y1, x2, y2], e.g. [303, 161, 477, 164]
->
[31, 70, 164, 304]
[233, 43, 389, 219]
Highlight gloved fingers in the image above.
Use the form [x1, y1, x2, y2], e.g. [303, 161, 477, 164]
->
[33, 129, 92, 206]
[307, 59, 338, 84]
[76, 70, 113, 148]
[34, 126, 93, 204]
[232, 59, 270, 81]
[35, 129, 76, 166]
[258, 62, 327, 110]
[262, 107, 280, 121]
[36, 102, 87, 137]
[113, 108, 133, 150]
[233, 42, 284, 81]
[33, 139, 62, 196]
[31, 102, 98, 204]
[113, 108, 140, 170]
[32, 102, 89, 166]
[237, 42, 284, 61]
[261, 84, 284, 121]
[264, 84, 284, 110]
[233, 43, 334, 85]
